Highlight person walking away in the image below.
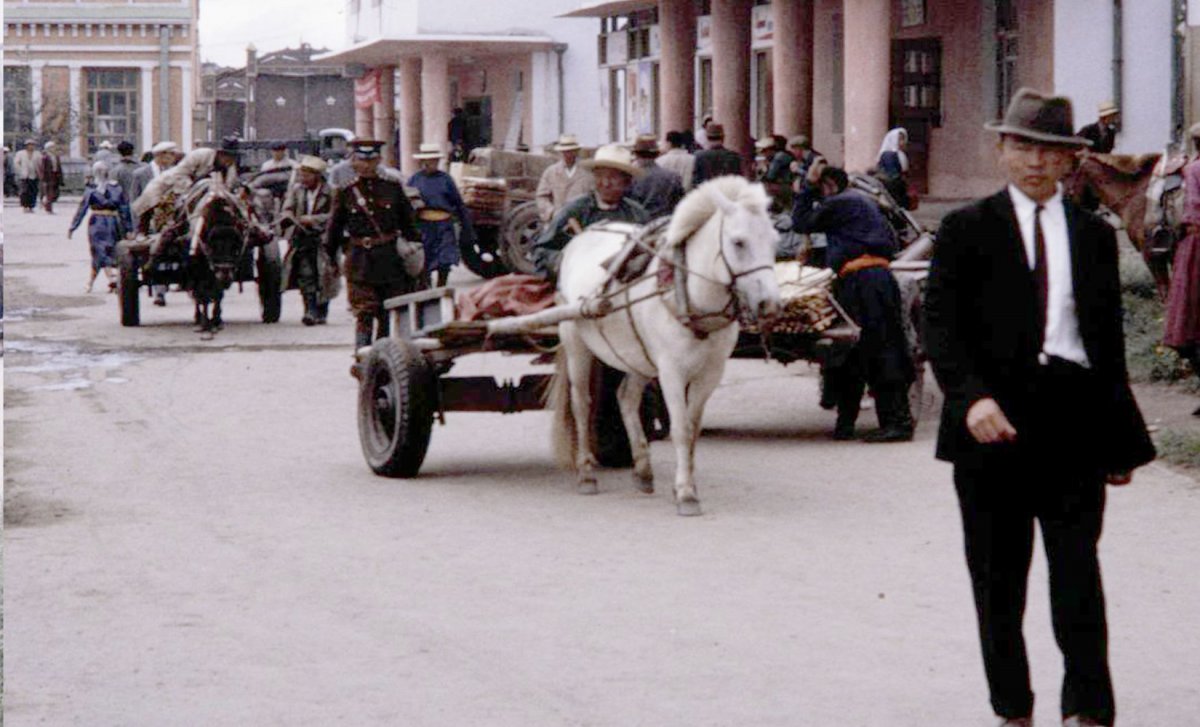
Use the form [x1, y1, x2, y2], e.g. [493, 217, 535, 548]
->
[1164, 122, 1200, 410]
[280, 155, 336, 325]
[530, 144, 648, 281]
[324, 139, 423, 359]
[628, 134, 684, 220]
[131, 140, 182, 307]
[924, 87, 1156, 727]
[799, 165, 914, 442]
[658, 130, 695, 190]
[876, 128, 912, 210]
[691, 123, 744, 186]
[69, 161, 132, 293]
[535, 134, 594, 224]
[408, 142, 475, 288]
[112, 141, 141, 202]
[39, 141, 64, 214]
[1077, 100, 1120, 154]
[13, 139, 42, 213]
[260, 141, 297, 174]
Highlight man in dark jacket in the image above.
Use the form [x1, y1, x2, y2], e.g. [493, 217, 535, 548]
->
[691, 123, 744, 186]
[112, 141, 141, 202]
[628, 134, 684, 219]
[1077, 100, 1120, 154]
[800, 165, 914, 442]
[924, 88, 1155, 727]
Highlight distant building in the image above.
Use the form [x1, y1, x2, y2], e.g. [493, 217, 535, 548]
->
[197, 43, 356, 143]
[2, 0, 200, 158]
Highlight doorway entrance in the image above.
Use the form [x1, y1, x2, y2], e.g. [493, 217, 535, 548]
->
[462, 96, 492, 151]
[889, 38, 941, 194]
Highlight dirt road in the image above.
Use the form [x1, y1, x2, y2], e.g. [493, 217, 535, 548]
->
[4, 199, 1199, 725]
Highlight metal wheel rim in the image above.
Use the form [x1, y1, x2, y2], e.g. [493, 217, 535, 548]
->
[367, 367, 399, 452]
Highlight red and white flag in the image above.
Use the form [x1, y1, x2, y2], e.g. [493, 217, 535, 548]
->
[355, 68, 381, 109]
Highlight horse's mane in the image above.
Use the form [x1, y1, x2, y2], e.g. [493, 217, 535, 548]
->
[1085, 152, 1161, 177]
[664, 176, 770, 248]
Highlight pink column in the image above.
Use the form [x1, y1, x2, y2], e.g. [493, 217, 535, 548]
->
[842, 0, 891, 173]
[373, 65, 397, 167]
[355, 101, 374, 141]
[421, 52, 451, 164]
[773, 0, 814, 137]
[397, 57, 422, 178]
[658, 0, 696, 135]
[711, 0, 752, 163]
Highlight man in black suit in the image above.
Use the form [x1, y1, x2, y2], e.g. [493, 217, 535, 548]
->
[691, 123, 744, 186]
[924, 88, 1156, 727]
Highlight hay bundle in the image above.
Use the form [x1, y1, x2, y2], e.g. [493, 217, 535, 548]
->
[747, 262, 839, 334]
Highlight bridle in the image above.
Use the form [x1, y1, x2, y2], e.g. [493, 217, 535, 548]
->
[667, 218, 774, 338]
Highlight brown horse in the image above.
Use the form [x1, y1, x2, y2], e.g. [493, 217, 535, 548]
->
[1063, 152, 1166, 297]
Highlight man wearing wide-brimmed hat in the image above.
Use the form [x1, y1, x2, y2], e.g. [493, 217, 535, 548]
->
[1077, 99, 1121, 154]
[925, 87, 1155, 727]
[627, 134, 683, 219]
[13, 138, 42, 213]
[408, 142, 475, 288]
[325, 139, 422, 355]
[535, 133, 594, 223]
[280, 155, 337, 325]
[530, 144, 648, 280]
[131, 136, 241, 224]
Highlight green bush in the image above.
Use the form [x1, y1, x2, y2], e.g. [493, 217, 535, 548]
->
[1155, 430, 1200, 470]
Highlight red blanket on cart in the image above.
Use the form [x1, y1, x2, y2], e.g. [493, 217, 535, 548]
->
[456, 273, 556, 322]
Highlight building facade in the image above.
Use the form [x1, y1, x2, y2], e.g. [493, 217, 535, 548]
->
[319, 0, 601, 175]
[197, 43, 356, 143]
[3, 0, 200, 158]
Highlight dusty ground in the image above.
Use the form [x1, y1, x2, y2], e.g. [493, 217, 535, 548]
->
[4, 197, 1200, 725]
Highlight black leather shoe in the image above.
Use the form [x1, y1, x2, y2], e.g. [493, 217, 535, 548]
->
[832, 425, 855, 441]
[1062, 716, 1105, 726]
[861, 427, 914, 443]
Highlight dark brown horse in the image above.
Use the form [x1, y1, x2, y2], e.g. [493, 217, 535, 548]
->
[1063, 152, 1166, 297]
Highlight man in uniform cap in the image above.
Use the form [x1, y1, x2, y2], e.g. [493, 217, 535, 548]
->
[324, 139, 422, 358]
[281, 155, 336, 325]
[535, 133, 594, 223]
[530, 144, 648, 280]
[261, 140, 297, 174]
[925, 87, 1155, 727]
[627, 134, 684, 219]
[691, 123, 745, 187]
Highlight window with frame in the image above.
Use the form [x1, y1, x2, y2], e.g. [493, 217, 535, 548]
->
[995, 0, 1018, 116]
[4, 66, 36, 151]
[84, 68, 140, 153]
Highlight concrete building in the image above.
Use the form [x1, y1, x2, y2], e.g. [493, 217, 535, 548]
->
[198, 43, 356, 143]
[317, 0, 602, 175]
[3, 0, 200, 158]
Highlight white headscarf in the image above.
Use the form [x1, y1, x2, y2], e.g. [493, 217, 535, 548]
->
[92, 161, 111, 184]
[877, 128, 909, 172]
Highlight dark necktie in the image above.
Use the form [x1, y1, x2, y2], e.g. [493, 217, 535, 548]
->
[1033, 204, 1048, 348]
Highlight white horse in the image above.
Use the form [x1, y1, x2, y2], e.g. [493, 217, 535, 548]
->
[548, 177, 781, 516]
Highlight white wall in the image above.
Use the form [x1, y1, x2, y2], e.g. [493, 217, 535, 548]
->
[1054, 0, 1173, 153]
[345, 0, 418, 45]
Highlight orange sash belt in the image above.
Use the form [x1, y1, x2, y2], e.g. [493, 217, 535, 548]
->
[838, 255, 891, 278]
[418, 209, 452, 222]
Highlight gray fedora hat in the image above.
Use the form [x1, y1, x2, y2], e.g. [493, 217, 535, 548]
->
[985, 87, 1092, 147]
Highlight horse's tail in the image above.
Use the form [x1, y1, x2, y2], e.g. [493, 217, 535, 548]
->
[546, 346, 582, 471]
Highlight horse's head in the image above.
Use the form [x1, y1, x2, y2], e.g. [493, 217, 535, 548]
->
[190, 177, 248, 285]
[707, 181, 782, 325]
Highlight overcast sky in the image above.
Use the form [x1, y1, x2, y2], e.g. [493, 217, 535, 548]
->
[197, 0, 346, 67]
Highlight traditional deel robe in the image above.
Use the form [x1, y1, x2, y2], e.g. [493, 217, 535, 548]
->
[628, 162, 684, 219]
[531, 193, 649, 280]
[70, 181, 132, 271]
[112, 157, 141, 201]
[408, 169, 473, 271]
[802, 189, 913, 388]
[280, 180, 337, 302]
[324, 175, 422, 316]
[535, 160, 594, 222]
[39, 153, 64, 207]
[1165, 156, 1200, 351]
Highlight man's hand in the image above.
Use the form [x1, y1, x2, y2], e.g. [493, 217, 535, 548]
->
[966, 397, 1018, 444]
[1106, 471, 1133, 486]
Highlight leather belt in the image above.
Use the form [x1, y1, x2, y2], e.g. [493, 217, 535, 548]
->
[92, 209, 119, 217]
[838, 254, 891, 278]
[418, 209, 453, 222]
[351, 235, 395, 249]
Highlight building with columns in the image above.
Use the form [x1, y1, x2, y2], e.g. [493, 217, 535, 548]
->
[562, 0, 1073, 198]
[317, 0, 602, 176]
[3, 0, 200, 159]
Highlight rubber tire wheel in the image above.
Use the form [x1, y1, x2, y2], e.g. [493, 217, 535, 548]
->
[257, 240, 283, 323]
[459, 224, 509, 279]
[118, 249, 141, 327]
[358, 338, 436, 478]
[592, 363, 633, 468]
[500, 200, 542, 275]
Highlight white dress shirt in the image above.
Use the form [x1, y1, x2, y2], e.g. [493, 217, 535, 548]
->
[1007, 183, 1090, 367]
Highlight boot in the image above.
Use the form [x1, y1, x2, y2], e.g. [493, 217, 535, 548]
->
[862, 386, 914, 443]
[301, 291, 317, 326]
[436, 267, 451, 288]
[315, 300, 329, 325]
[354, 315, 373, 349]
[831, 377, 862, 441]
